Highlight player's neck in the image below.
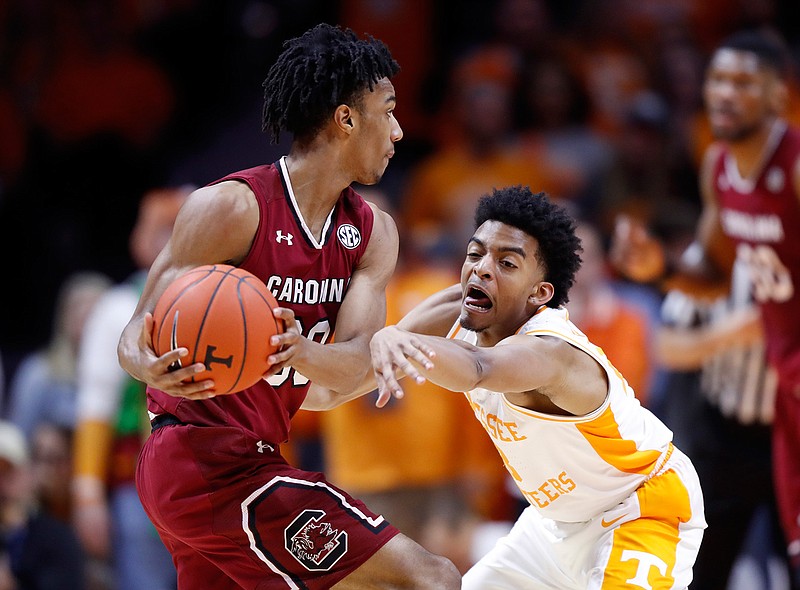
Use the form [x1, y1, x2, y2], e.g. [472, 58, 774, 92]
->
[728, 117, 783, 178]
[283, 151, 349, 225]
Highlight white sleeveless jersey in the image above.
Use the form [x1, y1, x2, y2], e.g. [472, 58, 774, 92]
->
[452, 306, 674, 523]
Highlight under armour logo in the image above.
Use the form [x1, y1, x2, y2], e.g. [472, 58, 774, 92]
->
[276, 230, 294, 245]
[257, 440, 274, 454]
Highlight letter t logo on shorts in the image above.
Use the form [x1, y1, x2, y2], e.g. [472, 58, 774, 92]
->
[620, 550, 668, 589]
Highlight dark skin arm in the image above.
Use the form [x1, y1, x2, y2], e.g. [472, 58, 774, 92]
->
[369, 286, 608, 416]
[397, 283, 462, 334]
[301, 282, 461, 410]
[609, 144, 735, 299]
[371, 325, 607, 416]
[117, 181, 259, 399]
[665, 144, 736, 296]
[118, 184, 399, 400]
[655, 305, 762, 370]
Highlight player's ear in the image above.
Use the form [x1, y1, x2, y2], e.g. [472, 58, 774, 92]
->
[529, 281, 554, 307]
[335, 105, 355, 132]
[769, 78, 788, 116]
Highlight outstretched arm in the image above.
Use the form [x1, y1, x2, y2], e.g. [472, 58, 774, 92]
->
[301, 281, 462, 410]
[370, 327, 607, 416]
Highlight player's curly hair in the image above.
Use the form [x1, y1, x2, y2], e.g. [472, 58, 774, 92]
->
[474, 186, 582, 308]
[262, 23, 400, 143]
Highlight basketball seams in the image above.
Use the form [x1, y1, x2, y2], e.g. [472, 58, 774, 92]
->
[191, 266, 240, 386]
[228, 276, 250, 394]
[153, 266, 217, 353]
[238, 276, 282, 392]
[152, 264, 280, 395]
[241, 275, 282, 342]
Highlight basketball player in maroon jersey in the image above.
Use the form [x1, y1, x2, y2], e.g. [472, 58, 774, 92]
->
[116, 24, 460, 590]
[612, 29, 800, 584]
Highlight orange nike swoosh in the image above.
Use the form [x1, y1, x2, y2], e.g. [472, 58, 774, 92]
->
[601, 514, 628, 528]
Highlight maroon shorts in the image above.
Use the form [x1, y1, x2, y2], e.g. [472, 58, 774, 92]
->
[772, 383, 800, 564]
[136, 422, 400, 589]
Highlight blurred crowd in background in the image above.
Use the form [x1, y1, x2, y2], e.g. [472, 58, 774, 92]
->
[0, 0, 799, 588]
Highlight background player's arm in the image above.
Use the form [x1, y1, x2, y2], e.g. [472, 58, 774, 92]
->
[655, 305, 762, 370]
[274, 205, 399, 399]
[611, 144, 733, 298]
[664, 144, 735, 297]
[371, 328, 607, 415]
[301, 282, 461, 410]
[117, 182, 258, 398]
[397, 283, 462, 334]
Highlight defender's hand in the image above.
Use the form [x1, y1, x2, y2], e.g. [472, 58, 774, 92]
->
[370, 326, 435, 407]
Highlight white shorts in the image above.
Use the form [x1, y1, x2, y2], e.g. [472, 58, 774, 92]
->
[463, 446, 706, 589]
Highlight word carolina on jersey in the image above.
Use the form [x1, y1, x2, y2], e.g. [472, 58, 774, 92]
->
[720, 209, 784, 242]
[265, 275, 348, 305]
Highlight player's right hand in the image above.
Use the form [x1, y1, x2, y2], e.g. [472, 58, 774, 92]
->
[370, 326, 435, 408]
[262, 306, 302, 378]
[136, 312, 216, 399]
[609, 215, 667, 283]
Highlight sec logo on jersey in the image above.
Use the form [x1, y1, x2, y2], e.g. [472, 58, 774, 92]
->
[336, 224, 361, 249]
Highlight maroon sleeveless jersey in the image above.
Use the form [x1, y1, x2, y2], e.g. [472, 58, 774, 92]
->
[146, 158, 374, 443]
[713, 122, 800, 380]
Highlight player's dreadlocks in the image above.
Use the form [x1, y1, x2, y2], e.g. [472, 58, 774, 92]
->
[474, 186, 583, 308]
[262, 23, 400, 143]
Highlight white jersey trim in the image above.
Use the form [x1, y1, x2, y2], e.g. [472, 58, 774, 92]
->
[723, 119, 787, 194]
[278, 156, 335, 250]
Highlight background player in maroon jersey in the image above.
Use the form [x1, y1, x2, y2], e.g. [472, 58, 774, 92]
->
[612, 28, 800, 585]
[116, 23, 460, 590]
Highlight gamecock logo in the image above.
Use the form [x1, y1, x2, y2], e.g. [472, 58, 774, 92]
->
[285, 509, 348, 571]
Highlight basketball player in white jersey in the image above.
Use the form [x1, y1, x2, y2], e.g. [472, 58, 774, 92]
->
[369, 186, 706, 589]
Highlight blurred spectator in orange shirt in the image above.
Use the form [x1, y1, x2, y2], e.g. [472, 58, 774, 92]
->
[569, 221, 654, 405]
[516, 51, 615, 217]
[29, 2, 174, 148]
[401, 46, 572, 263]
[72, 187, 187, 590]
[339, 0, 434, 144]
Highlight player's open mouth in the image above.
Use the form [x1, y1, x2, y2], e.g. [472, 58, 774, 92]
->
[464, 286, 493, 311]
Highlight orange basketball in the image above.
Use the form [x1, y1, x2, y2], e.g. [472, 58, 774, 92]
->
[152, 264, 282, 395]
